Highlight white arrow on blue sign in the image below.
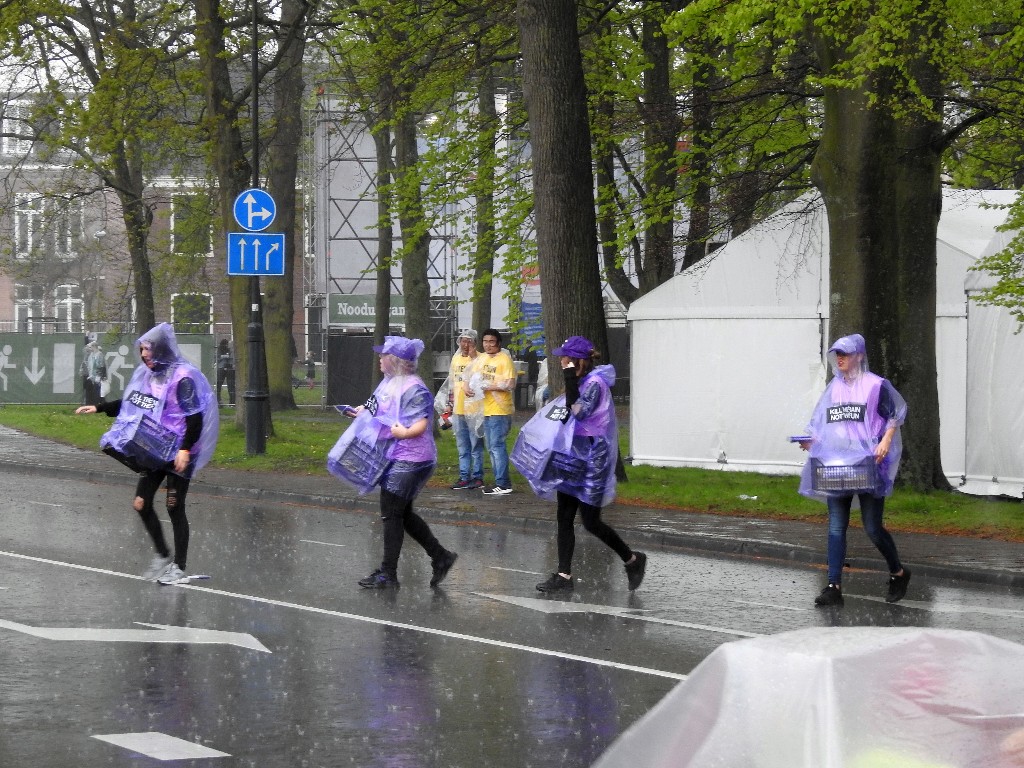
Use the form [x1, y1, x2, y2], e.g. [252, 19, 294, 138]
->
[232, 188, 276, 232]
[227, 232, 286, 275]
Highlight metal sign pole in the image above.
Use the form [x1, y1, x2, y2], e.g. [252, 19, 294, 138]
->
[244, 0, 267, 455]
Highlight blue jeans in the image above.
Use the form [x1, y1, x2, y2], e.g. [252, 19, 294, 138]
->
[826, 493, 902, 585]
[483, 414, 512, 488]
[452, 414, 483, 482]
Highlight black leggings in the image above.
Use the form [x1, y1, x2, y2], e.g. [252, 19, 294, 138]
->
[379, 488, 445, 577]
[135, 470, 191, 569]
[556, 491, 632, 574]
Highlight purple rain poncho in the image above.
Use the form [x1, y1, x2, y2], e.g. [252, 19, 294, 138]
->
[327, 371, 437, 498]
[798, 334, 907, 500]
[511, 363, 618, 507]
[99, 323, 219, 476]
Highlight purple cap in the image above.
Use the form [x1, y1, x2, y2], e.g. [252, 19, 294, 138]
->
[828, 334, 866, 355]
[373, 336, 424, 362]
[552, 335, 594, 359]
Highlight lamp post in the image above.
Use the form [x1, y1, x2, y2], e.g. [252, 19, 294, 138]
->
[244, 0, 268, 455]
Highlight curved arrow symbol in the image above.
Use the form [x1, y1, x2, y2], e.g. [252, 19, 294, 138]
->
[0, 618, 270, 652]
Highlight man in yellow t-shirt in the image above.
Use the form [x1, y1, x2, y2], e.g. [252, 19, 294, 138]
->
[473, 328, 516, 495]
[448, 329, 484, 490]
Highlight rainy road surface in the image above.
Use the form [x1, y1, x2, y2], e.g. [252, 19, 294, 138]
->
[2, 470, 1024, 767]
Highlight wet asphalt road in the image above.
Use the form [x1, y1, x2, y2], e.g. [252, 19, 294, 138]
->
[2, 469, 1024, 767]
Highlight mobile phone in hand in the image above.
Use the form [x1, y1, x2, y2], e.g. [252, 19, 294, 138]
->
[335, 404, 356, 417]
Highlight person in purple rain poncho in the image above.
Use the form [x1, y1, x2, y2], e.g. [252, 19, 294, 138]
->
[796, 333, 910, 607]
[75, 323, 219, 586]
[511, 336, 646, 593]
[328, 336, 458, 589]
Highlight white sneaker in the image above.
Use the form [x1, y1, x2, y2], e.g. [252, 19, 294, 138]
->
[142, 555, 173, 581]
[157, 564, 189, 585]
[482, 485, 513, 496]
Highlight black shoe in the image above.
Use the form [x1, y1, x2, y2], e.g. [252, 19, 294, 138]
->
[886, 568, 911, 603]
[625, 551, 647, 591]
[430, 551, 458, 587]
[359, 569, 399, 589]
[815, 584, 844, 606]
[536, 573, 574, 592]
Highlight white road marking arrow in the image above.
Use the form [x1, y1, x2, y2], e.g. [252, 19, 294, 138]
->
[475, 592, 760, 639]
[24, 348, 45, 384]
[0, 619, 270, 652]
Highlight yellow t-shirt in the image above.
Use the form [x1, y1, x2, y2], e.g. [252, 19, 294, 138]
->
[480, 350, 515, 416]
[448, 351, 477, 415]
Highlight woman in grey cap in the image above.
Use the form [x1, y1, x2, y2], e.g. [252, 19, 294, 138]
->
[796, 333, 910, 607]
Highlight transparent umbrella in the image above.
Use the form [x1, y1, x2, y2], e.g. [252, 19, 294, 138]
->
[593, 627, 1024, 768]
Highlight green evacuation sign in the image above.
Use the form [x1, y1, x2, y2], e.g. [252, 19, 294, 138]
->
[0, 333, 215, 405]
[327, 294, 406, 326]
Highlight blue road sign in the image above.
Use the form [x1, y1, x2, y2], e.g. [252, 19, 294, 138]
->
[232, 188, 276, 232]
[227, 232, 286, 275]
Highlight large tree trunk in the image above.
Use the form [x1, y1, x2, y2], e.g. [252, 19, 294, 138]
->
[517, 0, 608, 362]
[264, 0, 307, 411]
[394, 111, 433, 384]
[195, 0, 272, 436]
[640, 2, 681, 288]
[592, 25, 640, 310]
[810, 45, 948, 491]
[472, 66, 497, 333]
[107, 136, 156, 333]
[114, 185, 156, 333]
[680, 34, 714, 272]
[371, 122, 393, 389]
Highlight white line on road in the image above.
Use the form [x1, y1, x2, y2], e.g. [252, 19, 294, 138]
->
[478, 593, 761, 638]
[728, 599, 810, 612]
[300, 539, 347, 548]
[26, 500, 63, 507]
[0, 550, 687, 681]
[486, 566, 544, 575]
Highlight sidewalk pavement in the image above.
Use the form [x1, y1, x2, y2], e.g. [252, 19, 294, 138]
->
[2, 425, 1022, 589]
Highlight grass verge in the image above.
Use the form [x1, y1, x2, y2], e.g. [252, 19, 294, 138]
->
[1, 404, 1020, 541]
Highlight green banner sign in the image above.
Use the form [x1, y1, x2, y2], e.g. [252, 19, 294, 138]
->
[0, 333, 215, 405]
[327, 293, 405, 326]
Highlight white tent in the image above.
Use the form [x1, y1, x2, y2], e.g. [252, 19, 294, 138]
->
[627, 188, 1024, 497]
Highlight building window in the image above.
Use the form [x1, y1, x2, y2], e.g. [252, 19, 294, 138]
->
[14, 284, 45, 332]
[171, 194, 213, 256]
[54, 201, 84, 261]
[15, 194, 42, 260]
[14, 194, 82, 261]
[54, 285, 84, 332]
[171, 292, 212, 334]
[2, 101, 32, 155]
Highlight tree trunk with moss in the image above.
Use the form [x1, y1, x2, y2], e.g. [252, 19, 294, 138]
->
[264, 0, 307, 411]
[517, 0, 608, 361]
[811, 47, 948, 490]
[394, 111, 433, 384]
[195, 0, 272, 436]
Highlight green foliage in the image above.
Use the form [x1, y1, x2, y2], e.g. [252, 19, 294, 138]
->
[971, 205, 1024, 328]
